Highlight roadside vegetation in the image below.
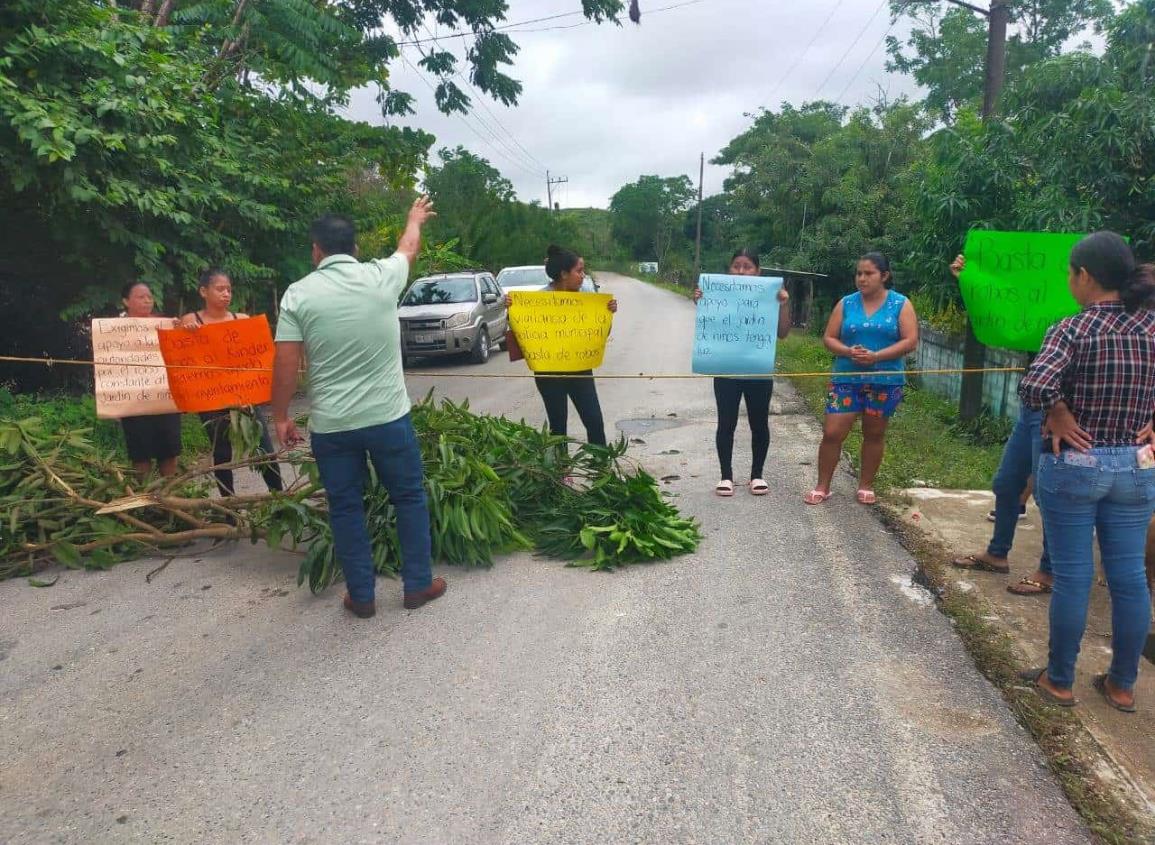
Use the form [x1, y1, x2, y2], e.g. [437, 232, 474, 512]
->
[775, 334, 1003, 492]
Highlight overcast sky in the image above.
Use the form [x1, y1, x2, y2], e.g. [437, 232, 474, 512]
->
[348, 0, 919, 209]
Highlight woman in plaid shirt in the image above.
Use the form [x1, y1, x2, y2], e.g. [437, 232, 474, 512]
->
[1018, 231, 1155, 713]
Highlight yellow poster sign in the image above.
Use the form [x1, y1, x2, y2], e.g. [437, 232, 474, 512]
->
[508, 292, 613, 372]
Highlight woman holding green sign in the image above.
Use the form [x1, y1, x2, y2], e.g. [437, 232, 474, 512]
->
[804, 252, 919, 506]
[1017, 231, 1155, 713]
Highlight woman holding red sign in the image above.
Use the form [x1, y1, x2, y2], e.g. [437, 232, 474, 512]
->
[179, 269, 283, 496]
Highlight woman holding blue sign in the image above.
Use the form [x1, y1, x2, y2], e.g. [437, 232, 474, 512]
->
[693, 249, 791, 496]
[804, 252, 919, 506]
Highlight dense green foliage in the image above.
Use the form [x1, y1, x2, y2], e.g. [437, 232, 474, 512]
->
[421, 146, 585, 272]
[776, 334, 1003, 491]
[0, 388, 208, 457]
[886, 0, 1113, 121]
[0, 397, 701, 583]
[610, 0, 1155, 327]
[0, 0, 624, 391]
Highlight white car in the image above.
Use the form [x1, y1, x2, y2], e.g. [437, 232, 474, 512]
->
[496, 265, 600, 293]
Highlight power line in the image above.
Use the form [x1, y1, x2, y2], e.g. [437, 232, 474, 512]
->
[398, 52, 545, 179]
[812, 0, 890, 100]
[393, 0, 710, 46]
[761, 0, 850, 108]
[418, 23, 548, 174]
[833, 14, 900, 105]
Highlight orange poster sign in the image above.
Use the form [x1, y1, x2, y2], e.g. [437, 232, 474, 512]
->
[156, 316, 274, 412]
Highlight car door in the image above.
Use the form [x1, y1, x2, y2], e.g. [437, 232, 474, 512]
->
[483, 275, 506, 334]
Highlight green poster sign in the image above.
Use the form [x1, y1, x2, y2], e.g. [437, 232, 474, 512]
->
[958, 230, 1084, 352]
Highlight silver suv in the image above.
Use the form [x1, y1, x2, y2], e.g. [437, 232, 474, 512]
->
[398, 271, 508, 365]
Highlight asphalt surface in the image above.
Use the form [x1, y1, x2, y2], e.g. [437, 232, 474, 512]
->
[0, 273, 1091, 843]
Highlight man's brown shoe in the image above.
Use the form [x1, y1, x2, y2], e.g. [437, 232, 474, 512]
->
[343, 592, 376, 619]
[403, 576, 447, 610]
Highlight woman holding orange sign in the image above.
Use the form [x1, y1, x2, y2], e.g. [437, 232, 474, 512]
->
[178, 268, 283, 497]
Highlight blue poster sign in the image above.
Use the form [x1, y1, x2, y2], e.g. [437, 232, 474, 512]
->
[692, 274, 783, 376]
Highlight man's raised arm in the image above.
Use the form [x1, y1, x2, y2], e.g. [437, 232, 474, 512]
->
[394, 196, 437, 266]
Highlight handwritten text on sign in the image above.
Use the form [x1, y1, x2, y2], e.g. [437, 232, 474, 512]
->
[156, 315, 274, 412]
[692, 274, 783, 375]
[959, 230, 1084, 352]
[92, 317, 180, 419]
[507, 292, 614, 372]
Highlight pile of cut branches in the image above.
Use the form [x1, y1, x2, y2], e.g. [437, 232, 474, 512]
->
[1, 397, 702, 591]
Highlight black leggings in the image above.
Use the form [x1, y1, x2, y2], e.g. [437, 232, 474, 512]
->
[200, 408, 284, 496]
[534, 371, 607, 446]
[714, 377, 773, 482]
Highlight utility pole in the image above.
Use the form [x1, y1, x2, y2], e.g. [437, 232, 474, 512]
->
[938, 0, 1010, 420]
[692, 152, 704, 286]
[546, 171, 568, 215]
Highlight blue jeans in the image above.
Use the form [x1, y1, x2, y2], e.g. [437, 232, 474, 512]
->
[987, 406, 1051, 574]
[1037, 447, 1155, 691]
[311, 415, 432, 602]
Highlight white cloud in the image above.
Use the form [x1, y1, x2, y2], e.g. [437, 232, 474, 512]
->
[349, 0, 919, 208]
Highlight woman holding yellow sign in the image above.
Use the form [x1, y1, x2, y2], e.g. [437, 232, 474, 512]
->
[505, 245, 617, 446]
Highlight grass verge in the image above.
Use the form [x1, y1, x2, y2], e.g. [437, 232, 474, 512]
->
[1, 389, 210, 459]
[774, 335, 1152, 842]
[776, 333, 1003, 491]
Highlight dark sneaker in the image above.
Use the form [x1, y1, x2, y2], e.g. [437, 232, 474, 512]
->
[343, 593, 376, 619]
[404, 576, 447, 610]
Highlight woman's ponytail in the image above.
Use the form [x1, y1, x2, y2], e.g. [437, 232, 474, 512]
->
[1122, 263, 1155, 312]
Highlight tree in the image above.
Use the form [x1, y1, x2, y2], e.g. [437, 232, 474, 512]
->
[887, 0, 1113, 120]
[422, 147, 579, 271]
[609, 175, 696, 262]
[899, 1, 1155, 305]
[114, 0, 627, 114]
[0, 0, 624, 390]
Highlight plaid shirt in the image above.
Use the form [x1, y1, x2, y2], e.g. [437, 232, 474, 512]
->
[1020, 302, 1155, 446]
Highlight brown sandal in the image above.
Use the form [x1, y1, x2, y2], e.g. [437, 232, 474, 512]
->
[1092, 673, 1137, 713]
[1018, 667, 1076, 707]
[950, 554, 1010, 575]
[1007, 577, 1052, 596]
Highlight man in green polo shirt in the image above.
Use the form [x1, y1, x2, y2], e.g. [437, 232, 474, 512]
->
[270, 198, 445, 618]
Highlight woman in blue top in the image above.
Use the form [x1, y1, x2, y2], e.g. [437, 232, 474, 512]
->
[804, 252, 919, 505]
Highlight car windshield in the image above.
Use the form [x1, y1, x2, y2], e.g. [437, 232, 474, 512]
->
[401, 278, 477, 305]
[497, 268, 550, 289]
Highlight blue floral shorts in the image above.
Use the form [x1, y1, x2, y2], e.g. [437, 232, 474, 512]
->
[826, 383, 904, 418]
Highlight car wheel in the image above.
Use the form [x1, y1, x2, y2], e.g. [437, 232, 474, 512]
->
[470, 326, 490, 364]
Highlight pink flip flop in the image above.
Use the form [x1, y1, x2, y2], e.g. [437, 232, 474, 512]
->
[803, 490, 832, 505]
[715, 480, 735, 497]
[749, 479, 769, 496]
[856, 489, 877, 505]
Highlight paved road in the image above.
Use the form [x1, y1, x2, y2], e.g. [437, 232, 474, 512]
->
[0, 274, 1090, 843]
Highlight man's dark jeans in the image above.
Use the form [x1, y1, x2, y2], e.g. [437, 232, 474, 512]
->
[311, 415, 432, 603]
[988, 405, 1051, 574]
